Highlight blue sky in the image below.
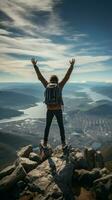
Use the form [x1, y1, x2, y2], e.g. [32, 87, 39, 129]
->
[0, 0, 112, 82]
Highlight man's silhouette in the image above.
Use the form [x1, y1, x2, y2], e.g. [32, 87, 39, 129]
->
[31, 58, 75, 149]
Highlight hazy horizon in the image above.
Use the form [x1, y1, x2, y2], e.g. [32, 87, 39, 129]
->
[0, 81, 112, 84]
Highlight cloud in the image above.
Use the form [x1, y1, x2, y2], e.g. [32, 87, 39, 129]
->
[64, 33, 88, 42]
[75, 63, 112, 73]
[75, 55, 112, 65]
[0, 34, 73, 61]
[0, 0, 111, 82]
[0, 28, 11, 35]
[0, 32, 112, 81]
[0, 0, 64, 36]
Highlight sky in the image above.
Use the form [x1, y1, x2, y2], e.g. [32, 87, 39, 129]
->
[0, 0, 112, 83]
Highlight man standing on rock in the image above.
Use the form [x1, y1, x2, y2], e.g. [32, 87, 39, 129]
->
[31, 58, 75, 150]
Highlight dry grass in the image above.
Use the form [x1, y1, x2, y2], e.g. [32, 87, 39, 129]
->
[76, 188, 95, 200]
[105, 160, 112, 172]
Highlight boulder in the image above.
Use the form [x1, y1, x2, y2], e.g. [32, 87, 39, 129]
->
[17, 145, 33, 158]
[19, 190, 34, 200]
[95, 150, 104, 168]
[51, 184, 63, 198]
[94, 173, 112, 184]
[84, 147, 95, 169]
[69, 150, 88, 169]
[0, 164, 26, 192]
[92, 173, 112, 200]
[75, 151, 83, 159]
[29, 152, 40, 163]
[93, 176, 112, 200]
[16, 180, 27, 192]
[0, 164, 15, 180]
[16, 157, 38, 173]
[27, 182, 45, 194]
[100, 167, 109, 177]
[73, 168, 101, 188]
[28, 156, 76, 200]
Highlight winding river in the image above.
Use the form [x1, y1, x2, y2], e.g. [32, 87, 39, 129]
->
[82, 87, 112, 102]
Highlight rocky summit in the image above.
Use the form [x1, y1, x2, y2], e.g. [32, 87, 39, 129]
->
[0, 144, 112, 200]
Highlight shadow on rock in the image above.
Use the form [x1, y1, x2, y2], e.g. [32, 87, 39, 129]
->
[48, 157, 75, 200]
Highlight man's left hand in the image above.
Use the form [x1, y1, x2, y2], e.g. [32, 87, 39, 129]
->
[31, 58, 38, 66]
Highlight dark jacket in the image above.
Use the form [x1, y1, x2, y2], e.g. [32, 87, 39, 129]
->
[33, 64, 74, 110]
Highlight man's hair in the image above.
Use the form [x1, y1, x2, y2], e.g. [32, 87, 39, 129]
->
[49, 75, 59, 83]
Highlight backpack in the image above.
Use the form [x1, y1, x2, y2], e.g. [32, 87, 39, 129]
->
[44, 83, 63, 105]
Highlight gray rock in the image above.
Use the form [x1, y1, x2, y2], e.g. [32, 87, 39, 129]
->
[16, 157, 38, 173]
[84, 147, 95, 169]
[16, 180, 27, 193]
[73, 168, 101, 189]
[69, 150, 88, 169]
[29, 152, 40, 162]
[0, 164, 15, 180]
[93, 174, 112, 200]
[27, 182, 45, 194]
[51, 190, 63, 199]
[0, 164, 26, 192]
[19, 190, 33, 200]
[28, 156, 76, 199]
[100, 167, 109, 177]
[94, 173, 112, 184]
[95, 150, 104, 168]
[17, 145, 33, 158]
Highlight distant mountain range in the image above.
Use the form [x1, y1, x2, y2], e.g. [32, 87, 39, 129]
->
[0, 91, 38, 109]
[0, 82, 44, 98]
[68, 103, 112, 117]
[93, 85, 112, 98]
[95, 100, 112, 106]
[85, 104, 112, 116]
[0, 85, 41, 119]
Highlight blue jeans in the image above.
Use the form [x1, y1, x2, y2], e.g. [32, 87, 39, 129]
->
[44, 109, 65, 144]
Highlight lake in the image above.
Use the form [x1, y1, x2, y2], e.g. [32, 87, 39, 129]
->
[0, 102, 47, 123]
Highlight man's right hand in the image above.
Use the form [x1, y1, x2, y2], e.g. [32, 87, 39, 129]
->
[69, 58, 75, 66]
[31, 58, 38, 66]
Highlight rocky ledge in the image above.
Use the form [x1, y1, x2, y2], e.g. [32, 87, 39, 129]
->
[0, 144, 112, 200]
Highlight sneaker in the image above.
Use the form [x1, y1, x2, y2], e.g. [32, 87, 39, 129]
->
[62, 144, 68, 151]
[62, 141, 67, 149]
[39, 142, 48, 152]
[39, 145, 47, 161]
[39, 142, 52, 161]
[40, 140, 47, 148]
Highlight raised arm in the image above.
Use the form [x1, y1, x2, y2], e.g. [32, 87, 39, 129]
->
[31, 58, 48, 87]
[59, 58, 75, 88]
